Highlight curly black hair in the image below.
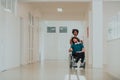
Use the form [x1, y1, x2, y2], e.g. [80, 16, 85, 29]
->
[72, 29, 79, 35]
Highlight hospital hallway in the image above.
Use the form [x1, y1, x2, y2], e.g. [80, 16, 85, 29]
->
[0, 61, 117, 80]
[1, 0, 120, 80]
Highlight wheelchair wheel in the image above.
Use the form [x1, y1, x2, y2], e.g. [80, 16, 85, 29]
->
[83, 62, 86, 69]
[69, 62, 72, 68]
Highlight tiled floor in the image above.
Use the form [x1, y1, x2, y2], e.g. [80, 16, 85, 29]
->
[0, 61, 118, 80]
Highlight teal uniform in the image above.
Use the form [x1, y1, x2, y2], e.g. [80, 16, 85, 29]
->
[71, 42, 84, 55]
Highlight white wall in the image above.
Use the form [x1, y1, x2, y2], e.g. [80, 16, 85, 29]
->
[104, 2, 120, 79]
[92, 0, 103, 68]
[0, 2, 40, 71]
[39, 21, 86, 61]
[18, 3, 40, 65]
[0, 7, 20, 71]
[88, 11, 93, 67]
[0, 8, 6, 71]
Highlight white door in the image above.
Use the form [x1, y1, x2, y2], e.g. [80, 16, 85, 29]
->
[58, 32, 68, 60]
[44, 32, 68, 60]
[44, 33, 58, 60]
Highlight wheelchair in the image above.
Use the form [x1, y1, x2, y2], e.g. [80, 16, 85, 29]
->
[69, 52, 85, 69]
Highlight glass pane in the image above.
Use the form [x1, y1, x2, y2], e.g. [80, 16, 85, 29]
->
[1, 0, 6, 8]
[8, 0, 11, 9]
[11, 0, 16, 12]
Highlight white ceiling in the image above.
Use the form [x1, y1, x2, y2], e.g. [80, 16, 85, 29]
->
[25, 2, 90, 20]
[18, 0, 90, 2]
[18, 0, 120, 2]
[18, 0, 120, 20]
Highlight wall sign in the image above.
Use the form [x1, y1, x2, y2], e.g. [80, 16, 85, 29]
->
[59, 26, 67, 33]
[47, 27, 56, 33]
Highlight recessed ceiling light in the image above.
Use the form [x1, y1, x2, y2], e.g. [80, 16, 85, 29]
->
[57, 8, 63, 12]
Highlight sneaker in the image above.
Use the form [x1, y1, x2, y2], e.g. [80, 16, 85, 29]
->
[80, 63, 84, 68]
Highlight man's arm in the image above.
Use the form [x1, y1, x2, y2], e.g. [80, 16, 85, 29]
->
[69, 48, 73, 52]
[81, 48, 85, 53]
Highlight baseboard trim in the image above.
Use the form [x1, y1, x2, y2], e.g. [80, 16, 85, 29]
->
[107, 72, 120, 80]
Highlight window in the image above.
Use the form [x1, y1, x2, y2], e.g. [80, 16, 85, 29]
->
[6, 0, 11, 10]
[108, 13, 120, 40]
[0, 0, 16, 13]
[1, 0, 6, 8]
[11, 0, 16, 13]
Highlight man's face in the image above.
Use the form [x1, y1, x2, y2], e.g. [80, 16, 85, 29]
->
[73, 31, 78, 36]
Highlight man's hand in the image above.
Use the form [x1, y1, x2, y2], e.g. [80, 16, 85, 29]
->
[69, 48, 73, 52]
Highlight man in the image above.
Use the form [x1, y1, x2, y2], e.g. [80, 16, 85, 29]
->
[70, 29, 80, 44]
[69, 29, 85, 68]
